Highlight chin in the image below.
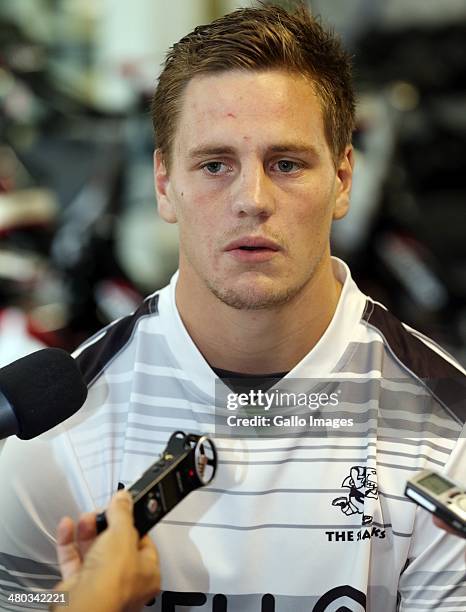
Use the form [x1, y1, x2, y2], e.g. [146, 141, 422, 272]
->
[208, 280, 303, 311]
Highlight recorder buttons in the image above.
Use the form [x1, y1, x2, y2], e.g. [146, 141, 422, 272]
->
[456, 495, 466, 512]
[145, 492, 161, 519]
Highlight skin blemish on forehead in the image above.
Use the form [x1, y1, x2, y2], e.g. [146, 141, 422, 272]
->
[226, 112, 236, 118]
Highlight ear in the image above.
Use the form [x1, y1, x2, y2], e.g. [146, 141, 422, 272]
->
[333, 145, 354, 221]
[154, 149, 177, 223]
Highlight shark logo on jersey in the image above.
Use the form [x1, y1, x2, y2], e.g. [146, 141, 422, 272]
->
[332, 466, 378, 525]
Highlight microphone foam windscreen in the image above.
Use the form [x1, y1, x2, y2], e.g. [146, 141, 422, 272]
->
[0, 348, 88, 439]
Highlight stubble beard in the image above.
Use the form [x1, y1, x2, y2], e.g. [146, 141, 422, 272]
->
[205, 266, 318, 311]
[181, 231, 328, 311]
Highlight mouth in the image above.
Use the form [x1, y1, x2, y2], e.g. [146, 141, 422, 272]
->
[224, 236, 281, 263]
[224, 237, 281, 252]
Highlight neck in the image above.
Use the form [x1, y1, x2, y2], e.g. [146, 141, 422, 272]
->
[175, 256, 343, 375]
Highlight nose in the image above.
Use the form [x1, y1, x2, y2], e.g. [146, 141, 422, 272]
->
[230, 162, 276, 218]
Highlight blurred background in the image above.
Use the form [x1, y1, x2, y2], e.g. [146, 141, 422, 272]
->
[0, 0, 465, 365]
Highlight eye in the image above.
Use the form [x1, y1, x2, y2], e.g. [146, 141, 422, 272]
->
[273, 159, 302, 173]
[201, 161, 231, 175]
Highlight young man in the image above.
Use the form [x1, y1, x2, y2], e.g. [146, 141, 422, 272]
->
[0, 5, 464, 611]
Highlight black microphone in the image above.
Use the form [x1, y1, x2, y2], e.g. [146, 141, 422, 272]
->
[0, 348, 88, 441]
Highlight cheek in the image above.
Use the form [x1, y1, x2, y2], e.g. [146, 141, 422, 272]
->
[176, 193, 222, 252]
[293, 183, 334, 228]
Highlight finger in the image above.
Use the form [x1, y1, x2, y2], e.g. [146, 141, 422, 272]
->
[106, 490, 138, 541]
[76, 512, 98, 559]
[136, 535, 159, 566]
[55, 517, 82, 580]
[138, 535, 159, 560]
[139, 536, 160, 579]
[56, 516, 74, 547]
[433, 515, 461, 536]
[136, 539, 161, 601]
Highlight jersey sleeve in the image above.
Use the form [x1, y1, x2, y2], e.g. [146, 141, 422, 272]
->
[0, 428, 96, 611]
[397, 430, 466, 611]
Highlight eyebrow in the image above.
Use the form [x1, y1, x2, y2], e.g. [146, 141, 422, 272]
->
[269, 143, 320, 157]
[187, 146, 236, 159]
[186, 143, 321, 160]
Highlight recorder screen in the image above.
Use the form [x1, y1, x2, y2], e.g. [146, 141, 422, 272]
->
[418, 473, 452, 495]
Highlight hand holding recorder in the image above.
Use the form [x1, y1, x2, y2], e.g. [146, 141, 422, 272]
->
[53, 490, 160, 612]
[52, 432, 216, 611]
[405, 470, 466, 538]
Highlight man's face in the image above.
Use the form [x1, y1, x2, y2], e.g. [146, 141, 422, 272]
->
[155, 70, 353, 310]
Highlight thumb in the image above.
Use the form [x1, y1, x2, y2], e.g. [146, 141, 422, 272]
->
[56, 516, 83, 580]
[105, 490, 136, 534]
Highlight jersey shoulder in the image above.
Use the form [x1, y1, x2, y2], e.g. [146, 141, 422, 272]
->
[361, 298, 465, 426]
[74, 292, 160, 386]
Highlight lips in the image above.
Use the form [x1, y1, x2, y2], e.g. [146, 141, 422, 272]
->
[224, 236, 281, 252]
[224, 236, 281, 263]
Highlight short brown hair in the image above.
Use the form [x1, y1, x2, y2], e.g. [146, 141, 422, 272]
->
[151, 3, 355, 170]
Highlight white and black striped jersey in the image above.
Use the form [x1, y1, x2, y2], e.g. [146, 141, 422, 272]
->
[0, 258, 464, 612]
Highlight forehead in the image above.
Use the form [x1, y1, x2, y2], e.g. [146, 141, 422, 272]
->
[174, 70, 328, 156]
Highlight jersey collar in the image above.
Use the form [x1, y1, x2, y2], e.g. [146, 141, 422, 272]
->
[159, 257, 367, 400]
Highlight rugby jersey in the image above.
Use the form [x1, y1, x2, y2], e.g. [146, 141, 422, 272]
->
[0, 258, 464, 612]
